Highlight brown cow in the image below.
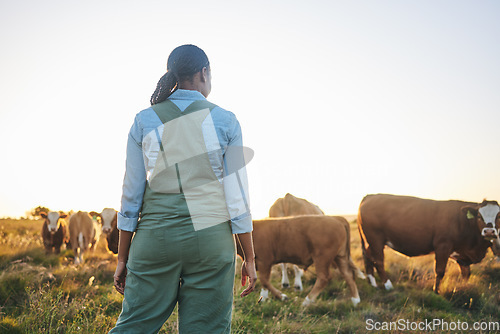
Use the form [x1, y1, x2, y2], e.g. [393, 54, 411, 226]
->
[40, 211, 68, 254]
[269, 193, 365, 291]
[69, 211, 100, 264]
[90, 208, 119, 254]
[358, 194, 500, 293]
[237, 216, 361, 306]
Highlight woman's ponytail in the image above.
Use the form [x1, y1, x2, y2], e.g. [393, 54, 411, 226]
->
[150, 71, 178, 105]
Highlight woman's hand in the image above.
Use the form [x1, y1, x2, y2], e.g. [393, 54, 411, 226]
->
[114, 230, 134, 295]
[240, 260, 257, 297]
[113, 260, 127, 295]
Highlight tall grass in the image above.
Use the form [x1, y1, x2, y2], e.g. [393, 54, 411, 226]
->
[1, 218, 499, 333]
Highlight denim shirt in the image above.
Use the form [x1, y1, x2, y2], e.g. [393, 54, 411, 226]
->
[118, 89, 253, 234]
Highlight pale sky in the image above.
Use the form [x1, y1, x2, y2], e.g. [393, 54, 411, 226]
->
[1, 0, 499, 219]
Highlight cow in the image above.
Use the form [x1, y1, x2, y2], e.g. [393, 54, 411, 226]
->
[269, 193, 364, 291]
[68, 211, 100, 265]
[268, 193, 325, 291]
[40, 211, 68, 254]
[269, 193, 325, 217]
[357, 194, 500, 294]
[237, 216, 361, 306]
[90, 208, 119, 254]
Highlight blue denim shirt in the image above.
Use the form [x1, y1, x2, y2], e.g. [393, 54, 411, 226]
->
[118, 89, 253, 234]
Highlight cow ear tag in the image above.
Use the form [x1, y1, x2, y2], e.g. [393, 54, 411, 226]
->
[466, 210, 475, 219]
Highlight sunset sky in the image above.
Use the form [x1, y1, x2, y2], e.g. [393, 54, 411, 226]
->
[1, 0, 499, 219]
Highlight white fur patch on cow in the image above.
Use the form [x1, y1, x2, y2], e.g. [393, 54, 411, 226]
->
[351, 297, 361, 306]
[78, 232, 84, 250]
[280, 263, 290, 288]
[302, 296, 313, 306]
[479, 204, 500, 225]
[47, 212, 61, 231]
[384, 279, 393, 290]
[259, 289, 269, 302]
[100, 208, 116, 230]
[367, 274, 377, 288]
[293, 265, 304, 291]
[355, 268, 366, 279]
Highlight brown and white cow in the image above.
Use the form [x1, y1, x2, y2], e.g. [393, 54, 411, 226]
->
[357, 194, 500, 294]
[40, 211, 68, 254]
[90, 208, 119, 254]
[269, 193, 364, 291]
[68, 211, 100, 265]
[237, 216, 361, 306]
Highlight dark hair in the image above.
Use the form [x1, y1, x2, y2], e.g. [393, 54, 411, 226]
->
[150, 44, 210, 105]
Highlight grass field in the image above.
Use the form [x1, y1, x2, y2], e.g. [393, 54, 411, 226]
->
[1, 218, 499, 333]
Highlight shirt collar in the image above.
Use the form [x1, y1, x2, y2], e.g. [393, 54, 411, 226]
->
[169, 89, 206, 101]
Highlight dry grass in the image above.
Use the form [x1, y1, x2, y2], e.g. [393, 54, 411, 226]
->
[1, 218, 500, 333]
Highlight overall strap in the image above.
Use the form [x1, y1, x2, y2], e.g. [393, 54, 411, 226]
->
[151, 99, 217, 124]
[183, 99, 217, 114]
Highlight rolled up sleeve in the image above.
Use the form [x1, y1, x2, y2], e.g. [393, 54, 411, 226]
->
[118, 115, 147, 232]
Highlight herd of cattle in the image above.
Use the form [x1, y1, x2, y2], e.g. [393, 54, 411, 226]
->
[41, 208, 119, 264]
[40, 193, 500, 306]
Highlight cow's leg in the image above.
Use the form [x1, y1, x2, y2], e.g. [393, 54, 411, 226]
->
[90, 237, 97, 251]
[293, 265, 304, 291]
[491, 237, 500, 256]
[349, 257, 366, 280]
[335, 256, 361, 306]
[259, 263, 287, 300]
[55, 245, 61, 254]
[303, 259, 331, 306]
[360, 233, 378, 288]
[366, 240, 390, 289]
[433, 247, 451, 294]
[363, 256, 377, 288]
[280, 263, 290, 288]
[74, 248, 81, 265]
[458, 263, 471, 281]
[259, 288, 269, 302]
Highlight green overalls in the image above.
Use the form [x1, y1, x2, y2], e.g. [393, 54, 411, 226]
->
[110, 100, 236, 334]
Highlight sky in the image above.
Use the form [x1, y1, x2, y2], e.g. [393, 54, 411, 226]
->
[0, 0, 499, 219]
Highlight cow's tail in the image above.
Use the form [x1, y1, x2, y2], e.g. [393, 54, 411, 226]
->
[78, 232, 85, 251]
[342, 219, 352, 259]
[356, 206, 370, 280]
[342, 219, 365, 280]
[341, 212, 364, 280]
[357, 209, 366, 255]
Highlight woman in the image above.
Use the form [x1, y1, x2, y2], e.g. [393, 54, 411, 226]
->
[110, 44, 257, 334]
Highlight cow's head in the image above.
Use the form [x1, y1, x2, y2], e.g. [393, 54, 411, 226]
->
[90, 208, 117, 235]
[463, 200, 500, 241]
[41, 211, 67, 234]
